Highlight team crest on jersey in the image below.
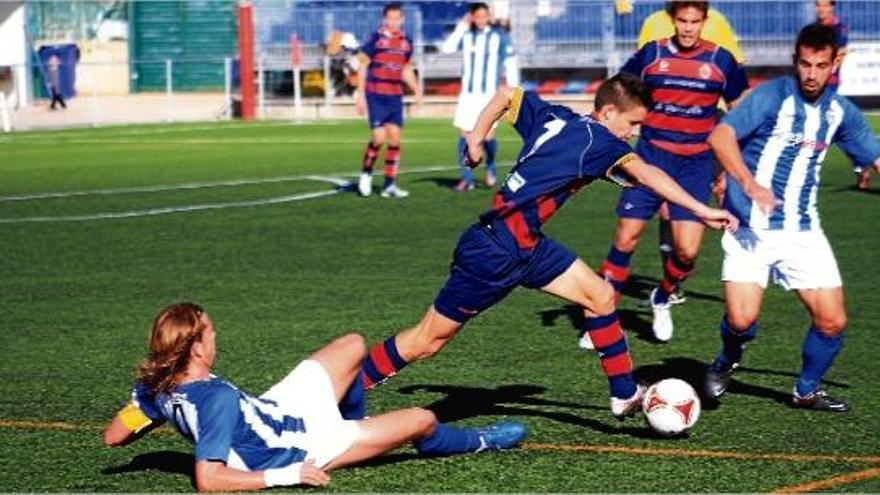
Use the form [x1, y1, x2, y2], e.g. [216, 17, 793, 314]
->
[658, 60, 670, 72]
[698, 64, 712, 80]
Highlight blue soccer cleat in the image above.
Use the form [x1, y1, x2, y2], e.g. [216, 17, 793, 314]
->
[475, 421, 528, 452]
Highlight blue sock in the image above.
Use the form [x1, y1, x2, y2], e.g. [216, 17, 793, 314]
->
[458, 137, 474, 184]
[712, 315, 757, 371]
[338, 372, 366, 420]
[796, 326, 844, 397]
[414, 422, 483, 456]
[484, 139, 498, 175]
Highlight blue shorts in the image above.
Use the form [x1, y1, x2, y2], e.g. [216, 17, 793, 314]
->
[366, 94, 404, 129]
[616, 143, 715, 222]
[433, 224, 577, 323]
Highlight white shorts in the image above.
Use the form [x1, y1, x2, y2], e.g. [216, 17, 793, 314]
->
[260, 360, 360, 467]
[721, 228, 843, 290]
[453, 92, 496, 131]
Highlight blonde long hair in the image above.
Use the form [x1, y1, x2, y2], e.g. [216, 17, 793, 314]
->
[136, 302, 207, 394]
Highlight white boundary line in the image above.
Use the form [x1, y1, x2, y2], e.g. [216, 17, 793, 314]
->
[0, 164, 509, 224]
[0, 166, 459, 202]
[0, 189, 342, 224]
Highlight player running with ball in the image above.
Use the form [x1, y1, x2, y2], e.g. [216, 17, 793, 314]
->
[357, 74, 738, 418]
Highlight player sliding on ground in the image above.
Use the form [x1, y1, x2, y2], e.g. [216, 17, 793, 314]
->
[102, 302, 526, 492]
[359, 74, 738, 418]
[702, 24, 880, 411]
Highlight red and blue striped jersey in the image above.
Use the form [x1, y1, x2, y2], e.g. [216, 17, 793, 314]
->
[820, 18, 848, 88]
[622, 38, 748, 156]
[361, 26, 413, 96]
[479, 89, 636, 251]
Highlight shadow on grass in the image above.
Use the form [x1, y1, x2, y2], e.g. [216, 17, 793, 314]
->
[634, 357, 849, 410]
[413, 176, 494, 190]
[102, 450, 194, 486]
[396, 383, 658, 439]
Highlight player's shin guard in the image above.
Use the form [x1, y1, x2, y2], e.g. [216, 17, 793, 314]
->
[584, 312, 637, 399]
[458, 137, 474, 184]
[361, 335, 409, 390]
[712, 315, 757, 371]
[796, 326, 845, 396]
[600, 246, 633, 303]
[414, 423, 482, 456]
[362, 141, 381, 174]
[383, 145, 400, 189]
[338, 372, 367, 420]
[484, 139, 498, 175]
[654, 254, 694, 305]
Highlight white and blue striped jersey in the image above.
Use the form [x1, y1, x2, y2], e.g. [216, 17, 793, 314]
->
[722, 76, 880, 231]
[131, 378, 308, 471]
[442, 24, 518, 95]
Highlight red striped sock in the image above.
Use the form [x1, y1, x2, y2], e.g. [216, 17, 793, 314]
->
[362, 141, 381, 174]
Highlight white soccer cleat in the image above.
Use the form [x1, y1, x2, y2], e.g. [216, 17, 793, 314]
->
[380, 184, 409, 199]
[358, 173, 372, 197]
[650, 288, 674, 342]
[578, 332, 595, 350]
[611, 384, 645, 419]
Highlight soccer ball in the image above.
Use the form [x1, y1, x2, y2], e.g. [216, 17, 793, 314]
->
[642, 378, 701, 436]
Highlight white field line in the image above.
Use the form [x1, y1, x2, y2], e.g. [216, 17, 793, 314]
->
[0, 120, 345, 141]
[0, 189, 342, 224]
[0, 165, 472, 202]
[0, 164, 510, 224]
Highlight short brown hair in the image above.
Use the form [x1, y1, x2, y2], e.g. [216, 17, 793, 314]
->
[595, 73, 653, 112]
[666, 1, 709, 18]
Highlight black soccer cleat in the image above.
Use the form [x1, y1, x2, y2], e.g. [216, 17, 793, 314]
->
[791, 389, 851, 413]
[704, 363, 738, 400]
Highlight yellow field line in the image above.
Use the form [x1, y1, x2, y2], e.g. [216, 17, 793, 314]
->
[523, 443, 880, 465]
[3, 419, 878, 468]
[770, 466, 880, 493]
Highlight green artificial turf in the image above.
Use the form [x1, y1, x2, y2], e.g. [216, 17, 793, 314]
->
[0, 117, 878, 492]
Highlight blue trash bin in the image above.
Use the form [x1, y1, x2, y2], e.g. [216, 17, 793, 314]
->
[37, 44, 80, 99]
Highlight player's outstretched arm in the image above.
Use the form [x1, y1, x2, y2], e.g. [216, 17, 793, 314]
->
[194, 459, 329, 492]
[463, 86, 517, 166]
[708, 123, 777, 214]
[621, 157, 739, 232]
[102, 402, 163, 447]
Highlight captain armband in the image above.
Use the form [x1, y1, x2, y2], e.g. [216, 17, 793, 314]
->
[606, 152, 639, 187]
[505, 87, 525, 125]
[118, 401, 153, 433]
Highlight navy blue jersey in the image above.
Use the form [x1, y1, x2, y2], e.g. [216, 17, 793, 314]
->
[621, 38, 748, 156]
[131, 377, 308, 471]
[479, 89, 636, 250]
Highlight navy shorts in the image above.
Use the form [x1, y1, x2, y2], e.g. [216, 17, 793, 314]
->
[433, 224, 577, 323]
[616, 143, 715, 222]
[366, 94, 404, 129]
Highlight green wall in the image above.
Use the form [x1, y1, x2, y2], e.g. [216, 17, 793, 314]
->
[129, 0, 237, 92]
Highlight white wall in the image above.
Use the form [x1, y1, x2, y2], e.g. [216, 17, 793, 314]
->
[0, 1, 30, 106]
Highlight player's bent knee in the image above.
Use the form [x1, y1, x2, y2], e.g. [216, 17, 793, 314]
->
[341, 332, 367, 358]
[726, 313, 757, 333]
[412, 408, 438, 435]
[591, 280, 617, 316]
[814, 315, 847, 335]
